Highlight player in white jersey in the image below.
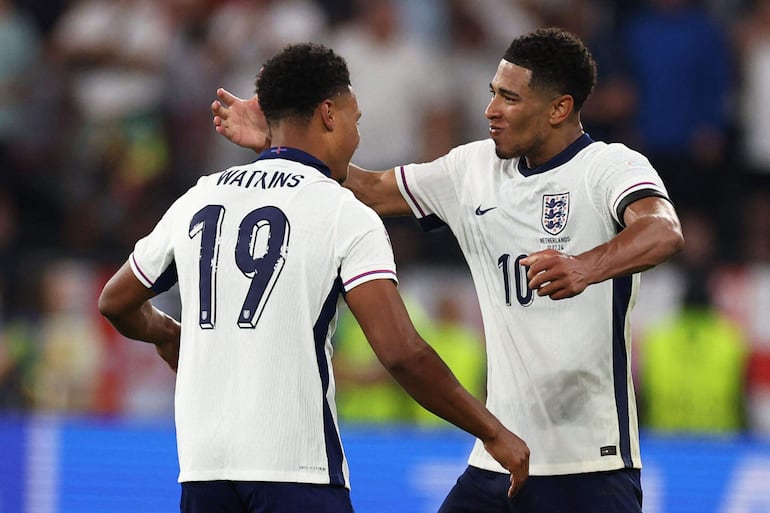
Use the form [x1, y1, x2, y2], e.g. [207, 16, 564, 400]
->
[211, 29, 684, 513]
[396, 133, 669, 476]
[99, 43, 529, 513]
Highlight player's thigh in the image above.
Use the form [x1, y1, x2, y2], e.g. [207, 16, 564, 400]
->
[437, 466, 642, 513]
[512, 468, 643, 513]
[236, 481, 354, 513]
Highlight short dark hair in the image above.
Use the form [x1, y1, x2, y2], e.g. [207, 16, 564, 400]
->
[256, 43, 351, 124]
[503, 27, 597, 112]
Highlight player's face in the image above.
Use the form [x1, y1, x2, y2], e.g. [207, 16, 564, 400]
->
[330, 87, 361, 182]
[340, 88, 361, 157]
[485, 60, 556, 162]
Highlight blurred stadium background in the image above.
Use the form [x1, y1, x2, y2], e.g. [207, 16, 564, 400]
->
[2, 0, 770, 512]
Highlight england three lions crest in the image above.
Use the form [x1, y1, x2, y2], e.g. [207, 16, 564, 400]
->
[542, 193, 570, 235]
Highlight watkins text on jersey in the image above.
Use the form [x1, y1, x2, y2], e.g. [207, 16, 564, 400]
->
[217, 168, 305, 189]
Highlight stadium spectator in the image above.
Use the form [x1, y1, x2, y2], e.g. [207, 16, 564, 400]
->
[444, 0, 536, 146]
[557, 0, 638, 145]
[0, 0, 41, 180]
[329, 0, 453, 168]
[639, 212, 749, 434]
[29, 260, 104, 413]
[333, 296, 433, 425]
[733, 0, 770, 196]
[50, 0, 173, 249]
[621, 0, 733, 213]
[412, 293, 486, 428]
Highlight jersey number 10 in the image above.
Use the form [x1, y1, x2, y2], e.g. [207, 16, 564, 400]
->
[497, 253, 534, 306]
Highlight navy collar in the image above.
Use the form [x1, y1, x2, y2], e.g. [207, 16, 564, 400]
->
[517, 133, 594, 177]
[256, 146, 332, 178]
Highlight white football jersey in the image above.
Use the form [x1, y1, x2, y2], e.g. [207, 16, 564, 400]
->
[396, 134, 668, 476]
[130, 148, 397, 488]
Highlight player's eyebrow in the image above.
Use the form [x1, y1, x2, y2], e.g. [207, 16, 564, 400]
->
[490, 83, 519, 99]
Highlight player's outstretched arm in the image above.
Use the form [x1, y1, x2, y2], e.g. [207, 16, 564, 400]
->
[522, 196, 683, 300]
[342, 165, 412, 217]
[211, 87, 272, 153]
[345, 279, 530, 496]
[98, 261, 181, 371]
[210, 88, 412, 217]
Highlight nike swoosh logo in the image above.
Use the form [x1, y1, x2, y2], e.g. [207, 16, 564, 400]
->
[475, 205, 497, 215]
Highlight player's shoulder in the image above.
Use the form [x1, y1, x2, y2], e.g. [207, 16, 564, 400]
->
[581, 140, 654, 175]
[436, 139, 497, 171]
[331, 190, 388, 252]
[271, 170, 382, 227]
[338, 186, 383, 224]
[585, 140, 651, 165]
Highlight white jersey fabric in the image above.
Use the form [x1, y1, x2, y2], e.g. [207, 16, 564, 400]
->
[129, 147, 397, 488]
[396, 134, 669, 476]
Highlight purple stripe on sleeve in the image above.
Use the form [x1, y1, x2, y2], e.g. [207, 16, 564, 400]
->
[399, 166, 427, 217]
[131, 254, 153, 286]
[618, 181, 658, 197]
[343, 269, 397, 287]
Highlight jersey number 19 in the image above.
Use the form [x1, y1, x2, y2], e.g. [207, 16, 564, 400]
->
[189, 204, 290, 329]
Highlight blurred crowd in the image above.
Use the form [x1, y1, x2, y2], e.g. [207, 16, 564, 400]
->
[2, 0, 770, 436]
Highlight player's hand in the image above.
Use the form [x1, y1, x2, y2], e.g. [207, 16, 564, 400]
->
[520, 249, 592, 300]
[483, 430, 530, 497]
[155, 337, 180, 372]
[154, 317, 181, 372]
[211, 87, 271, 152]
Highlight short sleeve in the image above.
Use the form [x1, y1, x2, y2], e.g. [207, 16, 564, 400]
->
[395, 145, 465, 231]
[336, 199, 398, 293]
[130, 200, 181, 293]
[591, 144, 671, 227]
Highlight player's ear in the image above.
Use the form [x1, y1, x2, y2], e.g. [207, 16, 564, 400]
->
[320, 99, 334, 131]
[550, 94, 574, 125]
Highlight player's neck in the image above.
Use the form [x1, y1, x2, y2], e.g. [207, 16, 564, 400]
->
[269, 124, 347, 181]
[270, 122, 325, 159]
[524, 125, 585, 168]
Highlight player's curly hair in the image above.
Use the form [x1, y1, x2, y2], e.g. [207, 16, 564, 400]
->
[503, 27, 597, 112]
[256, 42, 351, 124]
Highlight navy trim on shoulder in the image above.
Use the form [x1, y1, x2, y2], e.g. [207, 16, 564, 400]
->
[615, 189, 670, 228]
[257, 147, 332, 177]
[518, 133, 594, 177]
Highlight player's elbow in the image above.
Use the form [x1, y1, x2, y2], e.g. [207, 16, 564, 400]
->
[658, 220, 685, 262]
[97, 286, 124, 322]
[378, 334, 431, 374]
[669, 230, 685, 258]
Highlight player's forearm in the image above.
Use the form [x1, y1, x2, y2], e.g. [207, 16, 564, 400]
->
[343, 165, 411, 216]
[102, 301, 180, 347]
[343, 165, 387, 213]
[385, 343, 505, 443]
[582, 213, 683, 284]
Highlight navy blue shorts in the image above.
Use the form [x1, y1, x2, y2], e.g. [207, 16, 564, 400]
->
[437, 465, 642, 513]
[180, 481, 354, 513]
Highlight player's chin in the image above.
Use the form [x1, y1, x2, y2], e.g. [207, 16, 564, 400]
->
[490, 136, 518, 160]
[494, 145, 518, 160]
